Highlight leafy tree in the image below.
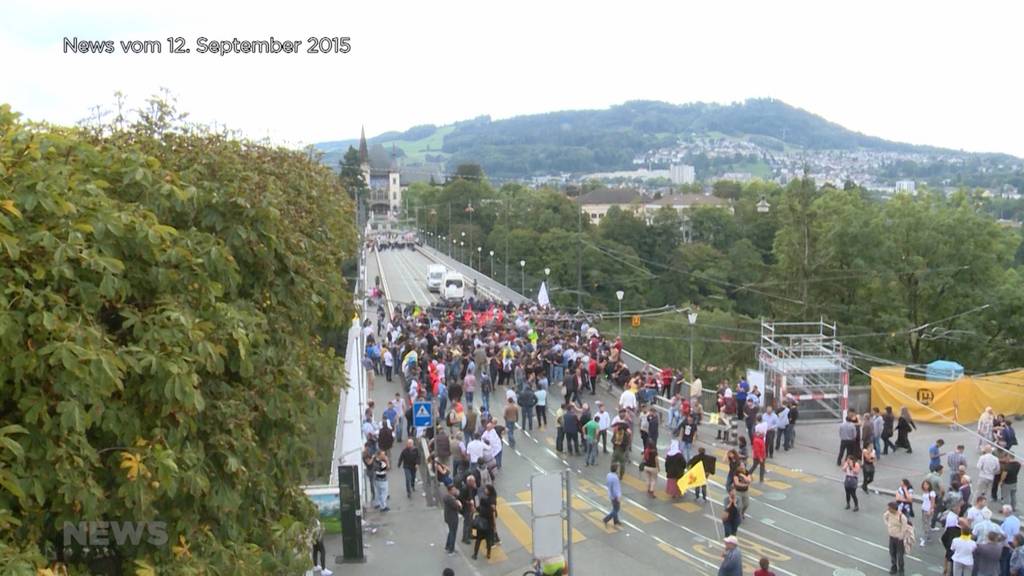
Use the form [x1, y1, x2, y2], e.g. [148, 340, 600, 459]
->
[0, 102, 355, 574]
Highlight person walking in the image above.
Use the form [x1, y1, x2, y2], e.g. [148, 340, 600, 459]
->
[397, 439, 419, 498]
[977, 445, 1001, 501]
[583, 413, 600, 467]
[472, 485, 497, 560]
[503, 397, 519, 449]
[518, 385, 536, 431]
[750, 432, 767, 483]
[442, 484, 462, 555]
[928, 439, 945, 473]
[862, 443, 877, 494]
[896, 478, 915, 524]
[665, 440, 686, 499]
[920, 479, 936, 546]
[722, 488, 742, 537]
[642, 440, 659, 498]
[871, 407, 884, 457]
[535, 385, 548, 428]
[895, 407, 916, 454]
[603, 464, 622, 527]
[734, 466, 752, 517]
[596, 402, 611, 454]
[837, 415, 858, 466]
[842, 455, 861, 511]
[882, 406, 896, 455]
[718, 535, 742, 576]
[680, 413, 698, 463]
[373, 450, 391, 512]
[458, 475, 478, 544]
[978, 407, 996, 450]
[611, 418, 631, 478]
[884, 501, 910, 575]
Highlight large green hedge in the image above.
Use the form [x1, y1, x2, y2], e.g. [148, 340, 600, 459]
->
[0, 102, 355, 574]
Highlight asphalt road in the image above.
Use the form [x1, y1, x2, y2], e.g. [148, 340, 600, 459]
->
[360, 245, 947, 576]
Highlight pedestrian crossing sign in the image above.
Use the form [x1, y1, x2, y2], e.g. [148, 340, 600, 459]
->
[413, 401, 432, 427]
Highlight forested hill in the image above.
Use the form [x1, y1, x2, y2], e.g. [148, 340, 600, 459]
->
[315, 99, 1020, 179]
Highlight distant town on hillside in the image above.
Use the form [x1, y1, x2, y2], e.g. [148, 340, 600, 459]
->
[316, 98, 1024, 201]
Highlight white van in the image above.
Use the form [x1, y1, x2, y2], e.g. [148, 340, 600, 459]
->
[441, 272, 465, 302]
[426, 264, 447, 292]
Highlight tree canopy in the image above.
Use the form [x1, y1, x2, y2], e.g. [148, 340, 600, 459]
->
[0, 100, 355, 574]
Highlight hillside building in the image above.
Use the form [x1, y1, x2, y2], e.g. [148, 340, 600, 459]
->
[359, 127, 403, 217]
[669, 163, 696, 185]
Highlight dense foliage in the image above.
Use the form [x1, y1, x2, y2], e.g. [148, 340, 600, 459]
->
[0, 101, 355, 574]
[405, 174, 1024, 383]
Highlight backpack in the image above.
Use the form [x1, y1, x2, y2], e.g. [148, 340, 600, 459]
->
[612, 427, 627, 448]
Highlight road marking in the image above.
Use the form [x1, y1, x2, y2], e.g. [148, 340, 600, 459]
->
[656, 542, 713, 574]
[620, 472, 670, 501]
[621, 496, 659, 523]
[495, 496, 534, 554]
[763, 479, 792, 490]
[487, 544, 508, 564]
[674, 501, 701, 513]
[585, 510, 618, 534]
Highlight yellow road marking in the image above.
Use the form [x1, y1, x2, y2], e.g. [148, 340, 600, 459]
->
[763, 479, 792, 490]
[487, 544, 508, 564]
[585, 510, 617, 534]
[562, 522, 586, 544]
[674, 501, 701, 513]
[621, 473, 670, 501]
[657, 542, 710, 573]
[621, 500, 658, 523]
[496, 496, 534, 554]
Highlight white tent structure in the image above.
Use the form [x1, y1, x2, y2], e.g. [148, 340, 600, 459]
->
[537, 281, 550, 308]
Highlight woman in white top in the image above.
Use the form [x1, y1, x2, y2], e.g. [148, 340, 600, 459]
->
[920, 479, 936, 546]
[950, 526, 977, 576]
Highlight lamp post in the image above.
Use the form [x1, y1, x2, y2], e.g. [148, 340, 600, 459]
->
[460, 240, 465, 263]
[520, 260, 526, 295]
[477, 246, 482, 270]
[615, 290, 625, 337]
[465, 203, 475, 257]
[688, 310, 699, 381]
[489, 250, 494, 278]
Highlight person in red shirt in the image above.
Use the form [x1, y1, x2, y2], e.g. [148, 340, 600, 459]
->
[750, 433, 767, 483]
[753, 557, 776, 576]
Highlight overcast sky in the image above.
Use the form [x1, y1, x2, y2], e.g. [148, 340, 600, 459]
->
[3, 0, 1022, 156]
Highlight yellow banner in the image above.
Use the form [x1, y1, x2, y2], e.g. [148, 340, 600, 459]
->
[869, 366, 1024, 424]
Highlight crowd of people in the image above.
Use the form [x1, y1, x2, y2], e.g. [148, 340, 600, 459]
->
[352, 288, 1024, 576]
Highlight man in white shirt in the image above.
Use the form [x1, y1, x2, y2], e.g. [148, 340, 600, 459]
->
[596, 403, 612, 454]
[618, 387, 637, 412]
[977, 446, 1001, 499]
[482, 422, 504, 469]
[689, 376, 703, 405]
[467, 436, 486, 465]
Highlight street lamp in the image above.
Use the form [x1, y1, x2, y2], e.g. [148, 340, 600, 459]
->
[615, 290, 625, 337]
[460, 240, 465, 263]
[489, 250, 494, 277]
[688, 310, 699, 382]
[520, 260, 526, 295]
[477, 246, 482, 270]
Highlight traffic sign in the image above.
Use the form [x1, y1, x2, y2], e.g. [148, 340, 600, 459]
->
[413, 401, 432, 428]
[631, 315, 641, 328]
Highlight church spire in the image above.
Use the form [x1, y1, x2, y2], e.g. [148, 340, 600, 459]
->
[358, 125, 368, 164]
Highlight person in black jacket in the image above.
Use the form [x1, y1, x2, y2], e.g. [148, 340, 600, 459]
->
[881, 406, 896, 455]
[518, 386, 537, 431]
[472, 485, 497, 560]
[397, 439, 419, 498]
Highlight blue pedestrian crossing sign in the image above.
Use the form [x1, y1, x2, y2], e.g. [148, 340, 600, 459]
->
[413, 401, 432, 427]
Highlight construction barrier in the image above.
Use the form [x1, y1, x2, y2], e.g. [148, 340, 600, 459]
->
[870, 366, 1024, 424]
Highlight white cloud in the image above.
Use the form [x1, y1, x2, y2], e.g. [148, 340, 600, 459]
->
[3, 0, 1023, 156]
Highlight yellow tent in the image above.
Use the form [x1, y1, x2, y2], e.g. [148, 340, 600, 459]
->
[870, 366, 1024, 424]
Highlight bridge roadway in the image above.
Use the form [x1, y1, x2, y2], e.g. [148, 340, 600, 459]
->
[372, 245, 943, 576]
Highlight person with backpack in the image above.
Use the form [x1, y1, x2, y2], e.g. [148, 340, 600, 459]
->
[611, 418, 631, 478]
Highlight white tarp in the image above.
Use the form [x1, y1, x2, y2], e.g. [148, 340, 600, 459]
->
[329, 317, 366, 486]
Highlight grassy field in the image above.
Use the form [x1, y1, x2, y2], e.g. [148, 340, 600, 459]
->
[388, 125, 454, 163]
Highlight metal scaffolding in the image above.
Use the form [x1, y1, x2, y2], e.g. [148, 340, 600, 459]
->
[758, 319, 849, 421]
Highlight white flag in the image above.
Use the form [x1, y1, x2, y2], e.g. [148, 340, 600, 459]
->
[537, 281, 550, 307]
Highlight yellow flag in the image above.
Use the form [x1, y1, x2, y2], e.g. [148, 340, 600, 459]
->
[677, 460, 707, 493]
